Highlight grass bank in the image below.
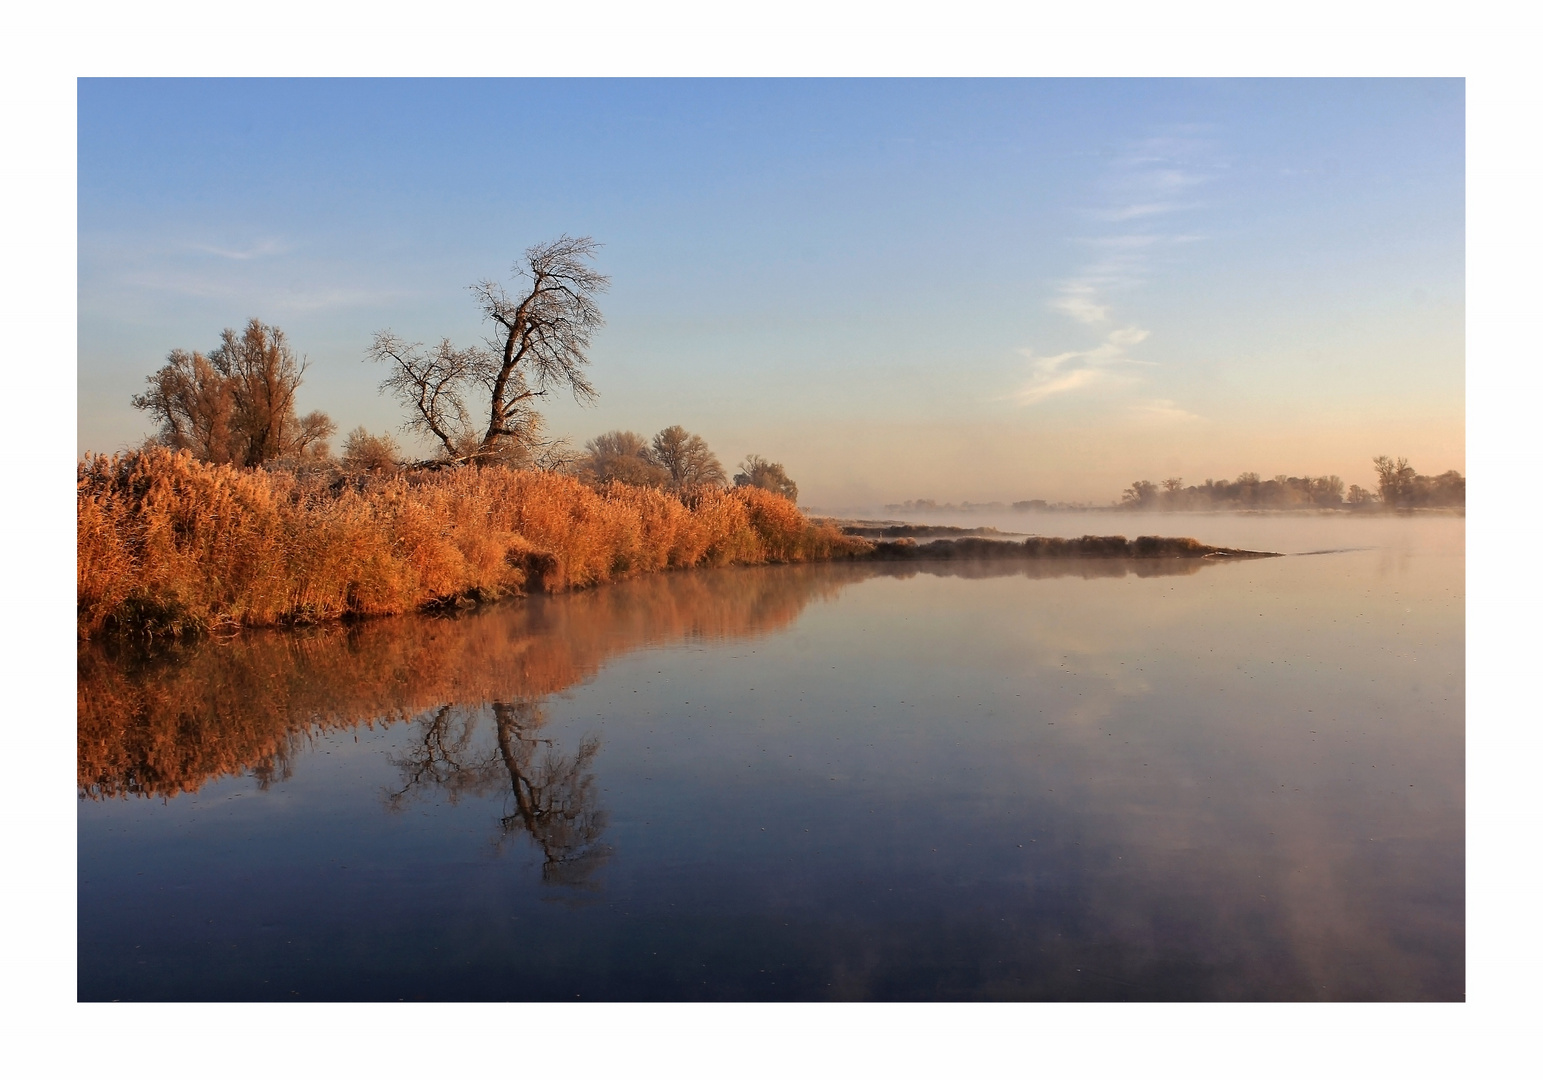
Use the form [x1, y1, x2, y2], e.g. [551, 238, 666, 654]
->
[78, 448, 870, 639]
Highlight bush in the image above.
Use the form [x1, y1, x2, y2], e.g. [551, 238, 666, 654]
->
[340, 427, 401, 475]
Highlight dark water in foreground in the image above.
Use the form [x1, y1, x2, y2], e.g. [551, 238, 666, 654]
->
[78, 518, 1463, 1001]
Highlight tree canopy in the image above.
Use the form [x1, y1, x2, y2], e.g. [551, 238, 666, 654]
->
[576, 430, 669, 487]
[733, 454, 798, 503]
[1372, 456, 1464, 508]
[573, 425, 727, 491]
[651, 425, 726, 490]
[131, 318, 334, 467]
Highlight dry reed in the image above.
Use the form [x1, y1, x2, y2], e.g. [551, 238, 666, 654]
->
[77, 448, 871, 639]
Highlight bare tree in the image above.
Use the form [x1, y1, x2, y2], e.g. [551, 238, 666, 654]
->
[218, 321, 320, 464]
[1121, 479, 1157, 508]
[132, 319, 334, 466]
[1311, 475, 1346, 505]
[1368, 458, 1463, 509]
[131, 348, 237, 463]
[1372, 455, 1415, 507]
[733, 454, 798, 503]
[576, 430, 668, 487]
[370, 235, 608, 466]
[651, 425, 726, 490]
[288, 410, 337, 462]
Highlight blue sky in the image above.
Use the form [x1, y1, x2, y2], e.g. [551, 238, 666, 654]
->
[78, 78, 1464, 506]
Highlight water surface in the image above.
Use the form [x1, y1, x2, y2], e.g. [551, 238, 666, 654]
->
[78, 516, 1463, 1000]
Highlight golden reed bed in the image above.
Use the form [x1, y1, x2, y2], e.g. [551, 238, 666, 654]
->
[77, 448, 871, 639]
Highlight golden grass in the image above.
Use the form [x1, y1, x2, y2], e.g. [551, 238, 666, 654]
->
[77, 448, 871, 638]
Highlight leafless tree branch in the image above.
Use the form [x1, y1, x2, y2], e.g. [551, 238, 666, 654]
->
[372, 236, 607, 467]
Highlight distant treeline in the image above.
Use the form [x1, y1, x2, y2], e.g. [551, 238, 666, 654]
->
[888, 457, 1465, 514]
[883, 498, 1065, 514]
[1120, 457, 1464, 511]
[1122, 474, 1348, 510]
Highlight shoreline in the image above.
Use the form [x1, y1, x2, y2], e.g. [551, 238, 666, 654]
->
[83, 529, 1278, 644]
[862, 535, 1278, 561]
[824, 506, 1464, 521]
[79, 449, 1275, 643]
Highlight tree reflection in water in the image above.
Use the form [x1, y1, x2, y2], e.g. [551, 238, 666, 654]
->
[387, 700, 611, 891]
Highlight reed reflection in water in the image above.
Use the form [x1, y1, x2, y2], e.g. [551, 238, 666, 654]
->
[77, 556, 1206, 802]
[77, 539, 1461, 1001]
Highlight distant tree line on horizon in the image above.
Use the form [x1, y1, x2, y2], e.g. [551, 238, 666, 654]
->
[1119, 458, 1463, 510]
[886, 457, 1464, 515]
[886, 498, 1034, 514]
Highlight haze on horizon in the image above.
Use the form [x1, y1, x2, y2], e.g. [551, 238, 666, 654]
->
[77, 78, 1464, 509]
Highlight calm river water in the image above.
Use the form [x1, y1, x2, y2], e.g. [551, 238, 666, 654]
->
[78, 514, 1463, 1001]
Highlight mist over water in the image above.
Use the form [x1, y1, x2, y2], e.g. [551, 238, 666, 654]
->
[78, 516, 1462, 1001]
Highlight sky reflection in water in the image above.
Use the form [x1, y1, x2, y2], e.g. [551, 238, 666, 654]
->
[78, 518, 1463, 1001]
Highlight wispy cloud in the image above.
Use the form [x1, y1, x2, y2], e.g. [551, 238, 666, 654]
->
[1106, 326, 1150, 348]
[116, 268, 397, 313]
[186, 237, 290, 261]
[1094, 202, 1188, 223]
[1008, 325, 1152, 406]
[1049, 283, 1109, 325]
[1128, 398, 1201, 424]
[1049, 140, 1219, 323]
[1011, 366, 1108, 406]
[1013, 128, 1222, 412]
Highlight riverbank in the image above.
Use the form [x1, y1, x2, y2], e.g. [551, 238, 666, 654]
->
[78, 448, 869, 640]
[79, 449, 1275, 641]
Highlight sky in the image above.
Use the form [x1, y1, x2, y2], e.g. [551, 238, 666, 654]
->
[77, 78, 1465, 508]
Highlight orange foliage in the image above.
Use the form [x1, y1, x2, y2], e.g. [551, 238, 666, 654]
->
[77, 448, 870, 638]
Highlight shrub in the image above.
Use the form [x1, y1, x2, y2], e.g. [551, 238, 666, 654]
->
[340, 427, 401, 475]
